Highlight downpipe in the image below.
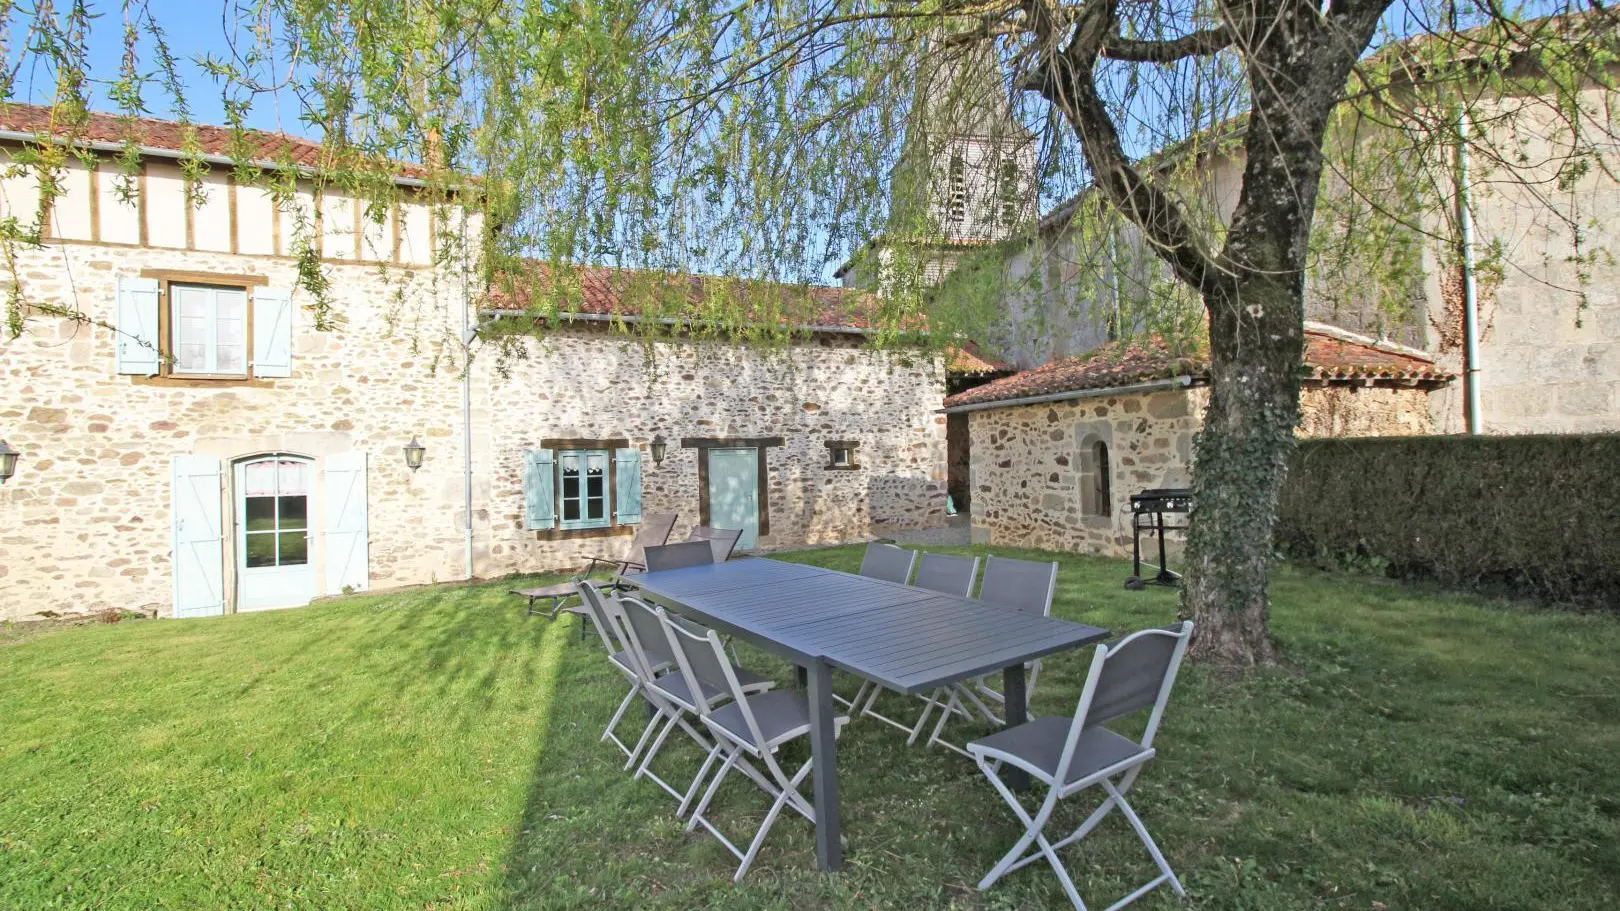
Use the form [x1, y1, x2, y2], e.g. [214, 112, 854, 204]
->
[1455, 108, 1484, 435]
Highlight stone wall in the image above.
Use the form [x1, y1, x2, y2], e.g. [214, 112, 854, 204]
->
[1297, 384, 1437, 438]
[968, 382, 1434, 556]
[0, 243, 477, 622]
[480, 329, 949, 574]
[967, 386, 1203, 557]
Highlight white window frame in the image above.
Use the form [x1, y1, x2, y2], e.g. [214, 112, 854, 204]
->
[169, 283, 250, 377]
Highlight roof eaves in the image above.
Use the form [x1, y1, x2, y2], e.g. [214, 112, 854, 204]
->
[0, 128, 434, 189]
[942, 374, 1198, 414]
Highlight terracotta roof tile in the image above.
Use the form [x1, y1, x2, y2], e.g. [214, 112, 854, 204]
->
[0, 102, 428, 180]
[944, 329, 1454, 409]
[947, 342, 1011, 375]
[486, 260, 888, 332]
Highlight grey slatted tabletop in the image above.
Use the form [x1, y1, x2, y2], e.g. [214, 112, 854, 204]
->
[626, 556, 1109, 874]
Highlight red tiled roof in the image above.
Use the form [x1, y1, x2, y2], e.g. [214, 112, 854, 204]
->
[948, 342, 1011, 375]
[487, 260, 893, 333]
[0, 102, 429, 180]
[943, 329, 1453, 409]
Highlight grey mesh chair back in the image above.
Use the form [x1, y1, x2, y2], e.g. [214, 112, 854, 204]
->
[644, 540, 717, 572]
[859, 542, 916, 585]
[913, 552, 981, 597]
[657, 607, 757, 734]
[978, 555, 1060, 616]
[575, 580, 628, 657]
[613, 595, 680, 682]
[627, 512, 679, 567]
[686, 526, 744, 562]
[1061, 621, 1193, 774]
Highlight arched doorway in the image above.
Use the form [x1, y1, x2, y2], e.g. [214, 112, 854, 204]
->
[234, 454, 317, 611]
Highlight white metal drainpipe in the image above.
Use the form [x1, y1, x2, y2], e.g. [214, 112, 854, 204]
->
[461, 215, 476, 580]
[1456, 108, 1484, 435]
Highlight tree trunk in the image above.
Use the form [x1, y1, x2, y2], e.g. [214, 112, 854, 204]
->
[1180, 274, 1303, 666]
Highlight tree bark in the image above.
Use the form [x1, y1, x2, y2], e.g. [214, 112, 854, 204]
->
[1022, 0, 1392, 666]
[1181, 274, 1303, 666]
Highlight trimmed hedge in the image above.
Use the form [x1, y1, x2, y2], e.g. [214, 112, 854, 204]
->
[1276, 434, 1620, 610]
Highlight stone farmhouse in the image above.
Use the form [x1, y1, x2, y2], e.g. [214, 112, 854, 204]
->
[0, 105, 948, 623]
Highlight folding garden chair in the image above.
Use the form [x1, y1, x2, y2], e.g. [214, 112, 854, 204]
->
[972, 555, 1061, 715]
[656, 604, 849, 881]
[858, 541, 916, 584]
[968, 621, 1194, 911]
[582, 511, 678, 577]
[510, 513, 678, 630]
[574, 581, 672, 766]
[643, 540, 717, 572]
[686, 525, 744, 562]
[613, 595, 774, 816]
[851, 552, 987, 747]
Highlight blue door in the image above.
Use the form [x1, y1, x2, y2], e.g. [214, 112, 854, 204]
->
[707, 448, 760, 550]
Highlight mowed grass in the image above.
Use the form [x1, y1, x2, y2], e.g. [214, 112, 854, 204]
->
[2, 546, 1617, 910]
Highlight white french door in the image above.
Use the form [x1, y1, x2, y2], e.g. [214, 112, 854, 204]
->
[235, 455, 317, 611]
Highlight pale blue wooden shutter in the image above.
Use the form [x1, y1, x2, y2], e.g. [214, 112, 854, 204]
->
[252, 287, 294, 377]
[322, 452, 369, 594]
[615, 448, 642, 525]
[171, 454, 225, 618]
[524, 449, 555, 530]
[116, 276, 161, 376]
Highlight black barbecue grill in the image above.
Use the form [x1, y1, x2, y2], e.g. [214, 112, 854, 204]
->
[1126, 487, 1193, 590]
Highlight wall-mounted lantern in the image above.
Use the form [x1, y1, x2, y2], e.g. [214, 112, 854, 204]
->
[649, 434, 668, 468]
[403, 437, 426, 473]
[0, 439, 18, 484]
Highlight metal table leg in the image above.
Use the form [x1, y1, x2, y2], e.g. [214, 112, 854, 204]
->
[807, 657, 843, 871]
[1003, 662, 1029, 791]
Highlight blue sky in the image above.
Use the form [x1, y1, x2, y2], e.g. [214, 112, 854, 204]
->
[8, 0, 307, 137]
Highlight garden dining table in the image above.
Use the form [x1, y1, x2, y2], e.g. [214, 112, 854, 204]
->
[625, 556, 1110, 872]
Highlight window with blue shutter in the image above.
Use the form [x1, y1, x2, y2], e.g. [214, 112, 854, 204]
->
[615, 448, 642, 525]
[523, 445, 646, 534]
[523, 449, 555, 529]
[116, 277, 161, 376]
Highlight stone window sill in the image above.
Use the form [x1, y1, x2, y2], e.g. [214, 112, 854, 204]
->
[133, 374, 277, 389]
[532, 525, 635, 541]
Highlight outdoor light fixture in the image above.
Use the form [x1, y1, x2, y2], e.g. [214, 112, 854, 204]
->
[649, 434, 668, 468]
[403, 437, 426, 473]
[0, 439, 17, 484]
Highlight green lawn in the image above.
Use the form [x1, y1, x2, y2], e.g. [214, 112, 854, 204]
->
[3, 546, 1618, 910]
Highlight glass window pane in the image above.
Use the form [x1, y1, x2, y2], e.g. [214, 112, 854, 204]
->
[562, 499, 580, 521]
[216, 339, 244, 374]
[279, 495, 308, 530]
[244, 460, 277, 496]
[586, 496, 605, 520]
[244, 496, 276, 531]
[175, 342, 207, 373]
[278, 461, 309, 496]
[215, 290, 246, 322]
[278, 531, 309, 566]
[244, 533, 277, 567]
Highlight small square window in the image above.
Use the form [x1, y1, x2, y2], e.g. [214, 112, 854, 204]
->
[825, 441, 860, 470]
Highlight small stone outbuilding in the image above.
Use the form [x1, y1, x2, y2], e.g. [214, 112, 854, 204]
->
[944, 326, 1455, 556]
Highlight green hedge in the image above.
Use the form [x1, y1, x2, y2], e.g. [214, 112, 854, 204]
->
[1276, 434, 1620, 609]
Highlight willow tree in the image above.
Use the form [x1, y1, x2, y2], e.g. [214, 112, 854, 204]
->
[3, 0, 1614, 663]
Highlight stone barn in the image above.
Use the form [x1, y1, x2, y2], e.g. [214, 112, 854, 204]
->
[944, 325, 1455, 556]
